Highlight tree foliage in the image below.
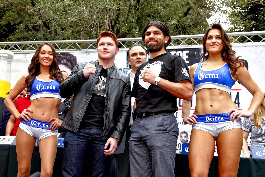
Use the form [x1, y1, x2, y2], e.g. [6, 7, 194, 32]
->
[225, 0, 265, 32]
[0, 0, 214, 42]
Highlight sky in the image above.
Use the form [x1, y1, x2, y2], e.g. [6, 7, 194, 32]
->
[207, 11, 232, 30]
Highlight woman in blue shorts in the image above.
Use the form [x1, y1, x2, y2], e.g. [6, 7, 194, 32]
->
[182, 24, 263, 177]
[5, 43, 68, 177]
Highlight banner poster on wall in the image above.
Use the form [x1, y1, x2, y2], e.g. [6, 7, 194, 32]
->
[56, 47, 248, 155]
[9, 44, 265, 155]
[51, 48, 202, 154]
[0, 50, 13, 98]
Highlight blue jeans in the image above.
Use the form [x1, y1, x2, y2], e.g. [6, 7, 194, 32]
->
[62, 128, 109, 177]
[129, 113, 179, 177]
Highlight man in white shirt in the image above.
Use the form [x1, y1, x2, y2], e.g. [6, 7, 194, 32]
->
[112, 44, 147, 177]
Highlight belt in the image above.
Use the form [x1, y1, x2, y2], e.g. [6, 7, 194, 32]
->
[135, 112, 172, 118]
[21, 118, 58, 130]
[196, 113, 234, 123]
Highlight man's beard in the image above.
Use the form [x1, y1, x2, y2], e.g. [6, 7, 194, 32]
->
[145, 40, 164, 52]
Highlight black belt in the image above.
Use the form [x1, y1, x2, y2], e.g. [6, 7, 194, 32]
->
[135, 112, 172, 118]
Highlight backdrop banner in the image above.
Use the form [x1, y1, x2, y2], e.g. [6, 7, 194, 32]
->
[6, 44, 265, 155]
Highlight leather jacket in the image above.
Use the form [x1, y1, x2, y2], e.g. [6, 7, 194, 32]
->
[60, 61, 131, 140]
[0, 97, 6, 129]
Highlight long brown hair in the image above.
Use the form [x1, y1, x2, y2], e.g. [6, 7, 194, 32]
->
[201, 24, 245, 78]
[25, 43, 64, 90]
[253, 91, 265, 129]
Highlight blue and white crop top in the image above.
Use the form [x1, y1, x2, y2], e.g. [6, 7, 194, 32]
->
[194, 62, 235, 94]
[30, 77, 61, 100]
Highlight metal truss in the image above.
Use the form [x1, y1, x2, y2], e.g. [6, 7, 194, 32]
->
[0, 31, 264, 53]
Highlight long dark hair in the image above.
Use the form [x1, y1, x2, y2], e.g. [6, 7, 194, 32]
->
[201, 24, 245, 78]
[25, 43, 64, 90]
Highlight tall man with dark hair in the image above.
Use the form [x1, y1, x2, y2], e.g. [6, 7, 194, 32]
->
[129, 21, 193, 177]
[60, 31, 131, 177]
[112, 44, 147, 177]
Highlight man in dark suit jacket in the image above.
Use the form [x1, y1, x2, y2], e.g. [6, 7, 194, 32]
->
[0, 97, 11, 135]
[0, 97, 5, 129]
[0, 97, 5, 128]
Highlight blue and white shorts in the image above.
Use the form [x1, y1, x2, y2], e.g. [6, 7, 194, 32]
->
[192, 113, 242, 138]
[19, 118, 58, 140]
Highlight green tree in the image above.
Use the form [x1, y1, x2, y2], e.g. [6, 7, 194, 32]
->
[225, 0, 265, 32]
[0, 0, 214, 42]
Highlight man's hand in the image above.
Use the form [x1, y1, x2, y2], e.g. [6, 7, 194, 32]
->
[142, 69, 156, 84]
[104, 137, 118, 156]
[83, 63, 96, 78]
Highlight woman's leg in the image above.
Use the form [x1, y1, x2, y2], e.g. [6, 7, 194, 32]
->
[189, 129, 216, 177]
[216, 128, 242, 177]
[38, 135, 58, 177]
[16, 127, 35, 177]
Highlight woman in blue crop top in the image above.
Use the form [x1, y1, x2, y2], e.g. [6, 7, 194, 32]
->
[182, 24, 263, 177]
[5, 43, 68, 177]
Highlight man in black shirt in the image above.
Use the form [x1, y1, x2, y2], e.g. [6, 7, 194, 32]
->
[60, 31, 131, 177]
[129, 21, 193, 177]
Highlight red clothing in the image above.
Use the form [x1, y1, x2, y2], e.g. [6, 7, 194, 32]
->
[12, 95, 31, 136]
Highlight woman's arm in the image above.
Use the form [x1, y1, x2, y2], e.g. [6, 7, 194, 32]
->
[4, 74, 28, 119]
[182, 99, 191, 120]
[182, 64, 197, 124]
[230, 66, 263, 119]
[242, 130, 250, 158]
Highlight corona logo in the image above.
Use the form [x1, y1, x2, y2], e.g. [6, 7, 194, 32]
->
[198, 73, 219, 80]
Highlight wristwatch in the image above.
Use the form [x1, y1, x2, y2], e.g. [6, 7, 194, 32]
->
[154, 77, 161, 85]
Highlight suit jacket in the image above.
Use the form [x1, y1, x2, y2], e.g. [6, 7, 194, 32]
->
[0, 97, 7, 129]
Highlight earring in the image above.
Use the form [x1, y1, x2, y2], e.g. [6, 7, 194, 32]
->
[204, 51, 208, 60]
[222, 52, 226, 59]
[35, 59, 39, 64]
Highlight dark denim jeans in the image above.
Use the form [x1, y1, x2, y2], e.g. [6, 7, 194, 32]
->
[62, 128, 109, 177]
[129, 113, 179, 177]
